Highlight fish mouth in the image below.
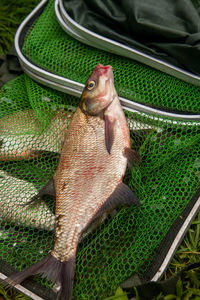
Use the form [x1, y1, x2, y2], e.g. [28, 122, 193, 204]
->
[94, 64, 113, 78]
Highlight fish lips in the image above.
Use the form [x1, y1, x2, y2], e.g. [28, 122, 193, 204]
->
[93, 64, 113, 78]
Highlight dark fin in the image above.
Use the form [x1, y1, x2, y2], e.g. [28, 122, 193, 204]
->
[38, 178, 55, 197]
[86, 183, 141, 229]
[100, 182, 141, 212]
[5, 254, 76, 300]
[21, 178, 55, 206]
[80, 213, 108, 241]
[4, 253, 62, 287]
[104, 115, 116, 154]
[58, 256, 76, 300]
[124, 147, 142, 169]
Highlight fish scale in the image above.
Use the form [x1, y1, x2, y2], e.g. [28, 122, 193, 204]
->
[55, 109, 127, 241]
[6, 64, 141, 300]
[54, 108, 127, 262]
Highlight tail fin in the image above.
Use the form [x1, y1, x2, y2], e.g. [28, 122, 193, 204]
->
[4, 253, 76, 300]
[58, 256, 76, 300]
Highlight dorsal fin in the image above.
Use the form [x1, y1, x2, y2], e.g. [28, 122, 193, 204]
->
[124, 147, 142, 169]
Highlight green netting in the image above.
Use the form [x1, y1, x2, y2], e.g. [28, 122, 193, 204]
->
[21, 0, 200, 114]
[0, 73, 200, 299]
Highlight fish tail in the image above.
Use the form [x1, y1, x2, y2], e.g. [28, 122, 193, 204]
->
[58, 256, 76, 300]
[4, 253, 76, 300]
[4, 253, 62, 286]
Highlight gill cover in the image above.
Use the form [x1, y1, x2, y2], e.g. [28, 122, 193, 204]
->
[80, 64, 117, 153]
[80, 64, 114, 116]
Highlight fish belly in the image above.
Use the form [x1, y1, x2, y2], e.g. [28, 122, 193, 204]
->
[53, 108, 127, 261]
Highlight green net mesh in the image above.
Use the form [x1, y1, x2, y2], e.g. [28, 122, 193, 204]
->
[21, 0, 200, 114]
[0, 73, 200, 299]
[0, 0, 200, 298]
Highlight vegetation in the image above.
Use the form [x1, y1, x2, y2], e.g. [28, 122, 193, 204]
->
[0, 0, 40, 54]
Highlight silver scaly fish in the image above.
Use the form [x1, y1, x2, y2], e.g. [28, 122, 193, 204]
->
[0, 169, 55, 230]
[5, 64, 141, 299]
[0, 110, 70, 160]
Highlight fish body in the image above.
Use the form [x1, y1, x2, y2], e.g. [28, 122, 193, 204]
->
[0, 110, 70, 160]
[6, 65, 140, 299]
[0, 170, 55, 230]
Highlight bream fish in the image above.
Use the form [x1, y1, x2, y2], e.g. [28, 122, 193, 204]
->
[0, 109, 70, 160]
[0, 169, 55, 230]
[5, 64, 141, 299]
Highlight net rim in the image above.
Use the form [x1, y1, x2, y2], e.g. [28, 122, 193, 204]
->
[18, 65, 200, 123]
[56, 0, 200, 87]
[15, 8, 200, 121]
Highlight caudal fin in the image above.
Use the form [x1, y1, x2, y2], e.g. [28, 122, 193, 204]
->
[4, 253, 76, 300]
[58, 256, 76, 300]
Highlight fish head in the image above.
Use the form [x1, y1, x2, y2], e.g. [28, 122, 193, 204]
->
[80, 64, 116, 116]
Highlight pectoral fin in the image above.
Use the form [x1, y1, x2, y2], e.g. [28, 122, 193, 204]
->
[104, 115, 116, 154]
[124, 147, 142, 169]
[22, 178, 55, 206]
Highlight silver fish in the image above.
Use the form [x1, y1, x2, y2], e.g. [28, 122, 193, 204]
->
[6, 64, 141, 299]
[0, 170, 55, 230]
[0, 110, 70, 160]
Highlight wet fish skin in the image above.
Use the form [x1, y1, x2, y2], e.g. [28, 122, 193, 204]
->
[6, 64, 140, 299]
[52, 65, 136, 263]
[0, 110, 70, 160]
[0, 170, 55, 230]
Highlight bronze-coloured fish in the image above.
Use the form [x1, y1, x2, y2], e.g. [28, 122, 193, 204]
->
[0, 169, 56, 230]
[0, 110, 70, 160]
[5, 64, 141, 299]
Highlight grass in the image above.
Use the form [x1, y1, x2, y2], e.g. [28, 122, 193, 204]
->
[0, 285, 30, 300]
[155, 211, 200, 300]
[1, 213, 199, 299]
[0, 0, 200, 299]
[0, 0, 40, 55]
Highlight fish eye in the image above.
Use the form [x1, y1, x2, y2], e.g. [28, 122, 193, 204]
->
[87, 81, 95, 90]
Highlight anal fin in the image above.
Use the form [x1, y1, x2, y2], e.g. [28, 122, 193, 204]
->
[84, 183, 140, 233]
[94, 182, 141, 220]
